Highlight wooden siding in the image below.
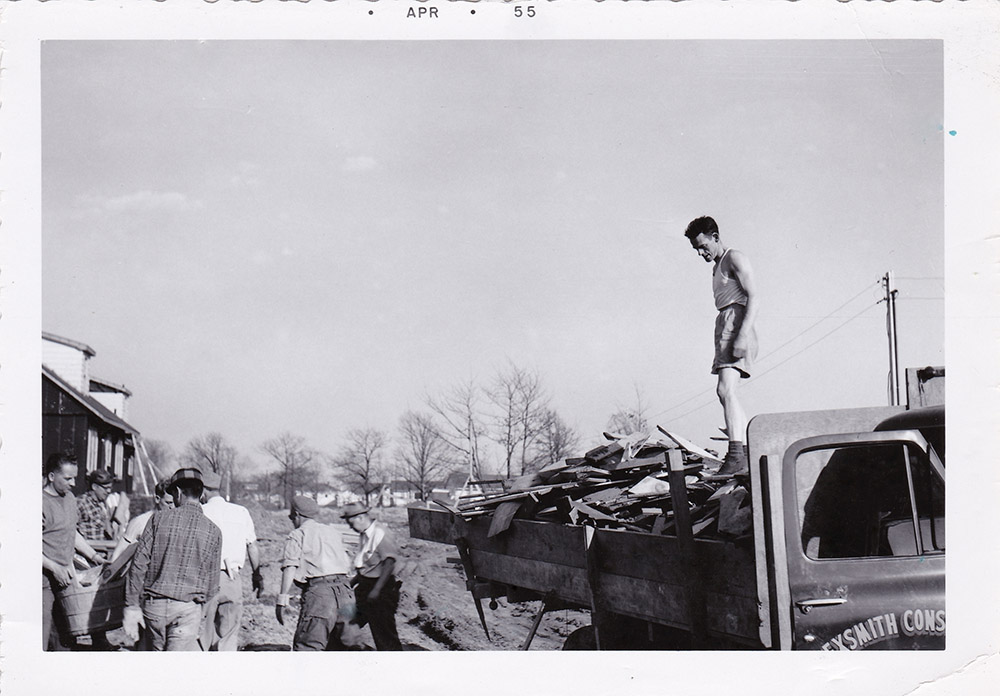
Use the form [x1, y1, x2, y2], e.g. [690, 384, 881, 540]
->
[42, 340, 89, 393]
[43, 374, 137, 495]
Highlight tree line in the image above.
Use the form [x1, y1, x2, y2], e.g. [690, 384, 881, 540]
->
[142, 361, 653, 509]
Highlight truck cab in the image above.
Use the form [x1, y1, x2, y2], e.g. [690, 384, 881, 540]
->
[753, 405, 945, 650]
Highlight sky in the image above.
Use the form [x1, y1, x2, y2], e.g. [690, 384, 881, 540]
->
[41, 40, 944, 472]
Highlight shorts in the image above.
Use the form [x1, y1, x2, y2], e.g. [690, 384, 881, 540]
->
[713, 304, 757, 378]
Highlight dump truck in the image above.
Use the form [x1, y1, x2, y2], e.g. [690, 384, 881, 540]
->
[408, 371, 945, 650]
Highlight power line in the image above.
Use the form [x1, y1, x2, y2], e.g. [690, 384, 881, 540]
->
[650, 282, 878, 421]
[748, 301, 879, 384]
[657, 300, 880, 425]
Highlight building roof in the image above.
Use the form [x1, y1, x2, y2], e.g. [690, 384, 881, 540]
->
[43, 363, 140, 436]
[89, 376, 132, 397]
[42, 331, 97, 358]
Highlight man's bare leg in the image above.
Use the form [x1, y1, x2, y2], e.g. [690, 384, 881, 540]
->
[716, 367, 748, 475]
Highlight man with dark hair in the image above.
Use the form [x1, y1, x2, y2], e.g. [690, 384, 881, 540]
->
[684, 216, 759, 477]
[42, 452, 104, 650]
[275, 496, 353, 651]
[77, 468, 116, 542]
[123, 468, 222, 651]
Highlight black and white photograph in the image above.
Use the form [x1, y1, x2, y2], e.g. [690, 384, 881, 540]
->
[1, 2, 998, 695]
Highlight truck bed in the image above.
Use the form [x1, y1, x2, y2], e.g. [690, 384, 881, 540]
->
[408, 505, 763, 646]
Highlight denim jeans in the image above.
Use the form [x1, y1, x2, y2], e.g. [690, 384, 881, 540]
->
[142, 598, 204, 651]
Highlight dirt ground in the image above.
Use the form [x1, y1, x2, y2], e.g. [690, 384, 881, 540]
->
[238, 504, 590, 651]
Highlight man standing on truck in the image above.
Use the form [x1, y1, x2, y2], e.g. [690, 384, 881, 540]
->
[684, 216, 759, 477]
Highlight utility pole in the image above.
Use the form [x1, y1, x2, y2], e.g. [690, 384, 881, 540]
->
[882, 271, 901, 406]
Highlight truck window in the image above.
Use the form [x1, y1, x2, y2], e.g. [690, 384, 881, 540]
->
[796, 442, 944, 560]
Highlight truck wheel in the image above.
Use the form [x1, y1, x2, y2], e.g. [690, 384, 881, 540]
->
[562, 625, 597, 650]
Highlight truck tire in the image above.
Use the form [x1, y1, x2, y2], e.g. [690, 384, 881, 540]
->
[562, 625, 597, 650]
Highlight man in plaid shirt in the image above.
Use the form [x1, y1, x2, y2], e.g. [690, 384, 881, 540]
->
[124, 468, 222, 651]
[76, 469, 115, 541]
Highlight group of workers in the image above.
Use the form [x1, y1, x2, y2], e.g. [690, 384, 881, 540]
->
[41, 215, 754, 653]
[41, 453, 403, 652]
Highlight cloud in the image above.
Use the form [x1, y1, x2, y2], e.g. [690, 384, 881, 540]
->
[76, 190, 203, 215]
[342, 155, 378, 173]
[230, 161, 263, 188]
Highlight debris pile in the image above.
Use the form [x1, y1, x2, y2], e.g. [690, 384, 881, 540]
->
[448, 428, 753, 541]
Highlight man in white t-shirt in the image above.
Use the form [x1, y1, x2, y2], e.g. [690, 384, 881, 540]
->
[199, 470, 261, 651]
[110, 481, 174, 562]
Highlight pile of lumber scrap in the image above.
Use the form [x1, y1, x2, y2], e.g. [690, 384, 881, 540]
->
[447, 429, 752, 542]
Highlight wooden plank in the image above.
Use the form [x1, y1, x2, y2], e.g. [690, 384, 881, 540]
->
[487, 500, 522, 538]
[459, 517, 587, 568]
[591, 530, 757, 595]
[657, 426, 723, 463]
[407, 505, 459, 543]
[595, 573, 760, 644]
[468, 550, 591, 605]
[667, 449, 707, 644]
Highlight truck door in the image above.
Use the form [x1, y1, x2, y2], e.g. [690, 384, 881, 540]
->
[782, 430, 945, 650]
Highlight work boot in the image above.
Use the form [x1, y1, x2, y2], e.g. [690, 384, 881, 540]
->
[715, 442, 748, 477]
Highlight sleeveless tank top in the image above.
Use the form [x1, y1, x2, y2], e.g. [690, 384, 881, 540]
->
[713, 249, 748, 310]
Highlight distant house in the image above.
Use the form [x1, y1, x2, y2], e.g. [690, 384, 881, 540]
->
[382, 480, 421, 507]
[42, 332, 154, 496]
[428, 471, 504, 506]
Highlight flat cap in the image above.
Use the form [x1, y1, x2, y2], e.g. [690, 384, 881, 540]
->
[201, 470, 222, 490]
[291, 496, 320, 519]
[166, 467, 204, 491]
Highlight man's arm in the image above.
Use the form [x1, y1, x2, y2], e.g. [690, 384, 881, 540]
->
[126, 519, 154, 608]
[275, 530, 302, 625]
[730, 251, 759, 358]
[42, 555, 74, 588]
[367, 557, 396, 601]
[75, 532, 103, 564]
[248, 541, 263, 597]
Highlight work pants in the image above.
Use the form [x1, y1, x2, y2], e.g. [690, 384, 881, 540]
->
[293, 575, 351, 651]
[201, 572, 243, 651]
[142, 598, 204, 651]
[42, 577, 72, 651]
[354, 575, 402, 651]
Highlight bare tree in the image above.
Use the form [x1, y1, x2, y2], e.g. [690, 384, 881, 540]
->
[142, 439, 175, 480]
[335, 427, 390, 506]
[397, 410, 452, 500]
[427, 379, 488, 480]
[181, 433, 238, 498]
[606, 384, 652, 436]
[260, 433, 320, 509]
[533, 408, 581, 468]
[487, 361, 551, 478]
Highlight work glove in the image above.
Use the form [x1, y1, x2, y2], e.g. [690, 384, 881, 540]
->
[122, 606, 145, 644]
[251, 568, 264, 598]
